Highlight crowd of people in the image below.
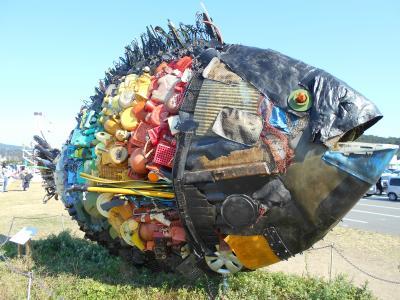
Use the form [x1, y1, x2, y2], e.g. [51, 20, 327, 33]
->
[1, 163, 33, 192]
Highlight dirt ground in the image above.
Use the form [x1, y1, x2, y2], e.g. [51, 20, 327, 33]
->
[267, 227, 400, 300]
[1, 181, 399, 299]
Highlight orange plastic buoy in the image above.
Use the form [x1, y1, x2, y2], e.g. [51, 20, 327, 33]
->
[133, 101, 147, 121]
[148, 171, 160, 182]
[139, 223, 159, 241]
[129, 147, 148, 174]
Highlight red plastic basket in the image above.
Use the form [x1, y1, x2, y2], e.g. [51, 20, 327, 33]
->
[130, 122, 153, 147]
[152, 143, 176, 167]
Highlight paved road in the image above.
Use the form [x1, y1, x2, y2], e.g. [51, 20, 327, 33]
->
[341, 195, 400, 236]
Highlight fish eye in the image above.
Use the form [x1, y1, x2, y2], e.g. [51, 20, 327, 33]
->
[287, 88, 312, 112]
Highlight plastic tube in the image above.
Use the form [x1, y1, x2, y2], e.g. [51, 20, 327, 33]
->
[87, 186, 175, 199]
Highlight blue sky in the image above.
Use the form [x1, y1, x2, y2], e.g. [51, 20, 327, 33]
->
[0, 0, 399, 147]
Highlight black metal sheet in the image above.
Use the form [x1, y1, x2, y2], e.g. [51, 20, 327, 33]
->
[220, 45, 382, 144]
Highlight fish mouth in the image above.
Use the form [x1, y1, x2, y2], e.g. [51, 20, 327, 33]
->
[269, 140, 398, 261]
[306, 142, 398, 244]
[338, 116, 383, 143]
[322, 142, 398, 186]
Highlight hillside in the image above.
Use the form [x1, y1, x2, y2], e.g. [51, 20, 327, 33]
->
[0, 143, 23, 162]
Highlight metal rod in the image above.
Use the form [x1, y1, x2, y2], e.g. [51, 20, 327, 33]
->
[27, 271, 33, 300]
[329, 245, 333, 281]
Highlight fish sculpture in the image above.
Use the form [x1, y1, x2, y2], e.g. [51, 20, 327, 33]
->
[33, 12, 397, 278]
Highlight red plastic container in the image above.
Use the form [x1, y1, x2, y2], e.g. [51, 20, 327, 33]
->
[130, 121, 153, 147]
[152, 142, 176, 168]
[174, 56, 192, 72]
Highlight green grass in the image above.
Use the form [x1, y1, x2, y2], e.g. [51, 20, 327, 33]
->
[0, 231, 375, 300]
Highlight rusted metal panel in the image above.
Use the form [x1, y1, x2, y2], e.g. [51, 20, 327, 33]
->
[185, 162, 271, 183]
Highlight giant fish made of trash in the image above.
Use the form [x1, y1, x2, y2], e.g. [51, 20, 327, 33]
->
[33, 12, 398, 277]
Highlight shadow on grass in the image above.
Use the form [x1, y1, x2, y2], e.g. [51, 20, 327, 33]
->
[1, 231, 221, 293]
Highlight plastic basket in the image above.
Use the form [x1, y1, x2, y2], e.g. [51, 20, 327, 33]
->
[98, 163, 129, 180]
[152, 143, 176, 167]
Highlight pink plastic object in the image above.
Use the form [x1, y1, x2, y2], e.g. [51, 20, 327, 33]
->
[153, 142, 176, 167]
[148, 126, 162, 145]
[146, 104, 169, 127]
[171, 226, 186, 243]
[151, 74, 180, 104]
[145, 100, 156, 112]
[130, 122, 153, 147]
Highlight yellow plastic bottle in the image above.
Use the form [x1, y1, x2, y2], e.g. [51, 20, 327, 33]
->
[135, 67, 152, 102]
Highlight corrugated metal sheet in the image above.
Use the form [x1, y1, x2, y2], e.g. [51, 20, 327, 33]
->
[193, 79, 260, 136]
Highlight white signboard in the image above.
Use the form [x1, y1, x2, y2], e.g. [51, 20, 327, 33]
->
[10, 227, 37, 245]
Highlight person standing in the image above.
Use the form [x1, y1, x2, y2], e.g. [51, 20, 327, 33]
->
[1, 163, 10, 192]
[376, 177, 383, 195]
[19, 166, 33, 191]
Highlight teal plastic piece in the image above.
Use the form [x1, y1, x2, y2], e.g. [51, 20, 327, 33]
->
[83, 110, 97, 129]
[71, 129, 95, 148]
[76, 164, 87, 184]
[84, 127, 96, 135]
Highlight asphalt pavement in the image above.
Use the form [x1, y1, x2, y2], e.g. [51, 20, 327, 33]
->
[341, 195, 400, 236]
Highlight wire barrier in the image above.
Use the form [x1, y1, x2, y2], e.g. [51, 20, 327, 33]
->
[307, 244, 400, 285]
[0, 215, 399, 300]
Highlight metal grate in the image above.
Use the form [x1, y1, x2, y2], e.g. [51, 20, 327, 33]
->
[193, 79, 260, 136]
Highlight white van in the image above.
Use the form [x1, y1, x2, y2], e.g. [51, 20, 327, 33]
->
[387, 176, 400, 201]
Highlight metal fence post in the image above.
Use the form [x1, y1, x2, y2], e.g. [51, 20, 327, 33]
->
[27, 271, 33, 300]
[329, 245, 333, 282]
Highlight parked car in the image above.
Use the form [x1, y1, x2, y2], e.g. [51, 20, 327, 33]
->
[377, 171, 396, 193]
[365, 184, 377, 197]
[387, 176, 400, 201]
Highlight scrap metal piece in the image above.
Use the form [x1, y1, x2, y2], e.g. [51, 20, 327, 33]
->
[263, 227, 292, 260]
[193, 79, 260, 136]
[212, 107, 263, 146]
[221, 194, 259, 229]
[184, 162, 271, 184]
[322, 142, 398, 185]
[202, 57, 242, 85]
[224, 235, 280, 270]
[220, 45, 383, 144]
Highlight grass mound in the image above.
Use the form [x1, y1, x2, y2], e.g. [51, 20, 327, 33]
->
[0, 231, 375, 299]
